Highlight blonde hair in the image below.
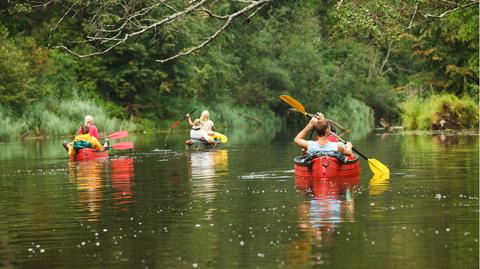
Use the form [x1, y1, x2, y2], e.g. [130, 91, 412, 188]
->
[200, 110, 209, 121]
[84, 115, 94, 125]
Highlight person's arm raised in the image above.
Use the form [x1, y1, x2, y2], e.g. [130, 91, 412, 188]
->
[187, 114, 194, 126]
[294, 117, 317, 149]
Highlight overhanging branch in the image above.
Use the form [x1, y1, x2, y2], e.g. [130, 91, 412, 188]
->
[158, 0, 271, 63]
[53, 0, 272, 63]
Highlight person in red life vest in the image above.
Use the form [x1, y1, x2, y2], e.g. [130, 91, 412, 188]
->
[78, 115, 100, 141]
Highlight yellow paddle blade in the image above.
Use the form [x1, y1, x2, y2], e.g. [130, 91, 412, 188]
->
[367, 158, 390, 178]
[369, 173, 389, 196]
[279, 95, 307, 116]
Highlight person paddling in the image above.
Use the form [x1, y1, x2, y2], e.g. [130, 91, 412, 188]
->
[78, 115, 100, 140]
[294, 113, 352, 156]
[187, 110, 228, 144]
[66, 125, 108, 157]
[188, 110, 215, 134]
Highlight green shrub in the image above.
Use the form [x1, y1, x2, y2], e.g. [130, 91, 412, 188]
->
[401, 94, 478, 130]
[400, 97, 431, 130]
[0, 27, 44, 112]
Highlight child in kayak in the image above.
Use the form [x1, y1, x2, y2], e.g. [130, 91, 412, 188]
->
[65, 125, 108, 156]
[190, 119, 213, 143]
[187, 111, 228, 144]
[294, 113, 352, 156]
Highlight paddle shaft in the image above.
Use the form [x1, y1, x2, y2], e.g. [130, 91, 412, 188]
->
[185, 108, 198, 123]
[330, 132, 369, 160]
[108, 141, 133, 150]
[303, 113, 347, 132]
[292, 103, 370, 160]
[280, 94, 389, 176]
[169, 108, 198, 129]
[164, 108, 198, 148]
[102, 130, 129, 140]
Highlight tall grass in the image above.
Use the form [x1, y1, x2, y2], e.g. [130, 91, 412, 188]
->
[0, 108, 30, 140]
[400, 97, 431, 130]
[0, 99, 137, 141]
[401, 94, 478, 130]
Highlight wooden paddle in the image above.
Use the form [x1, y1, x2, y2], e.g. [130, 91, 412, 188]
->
[104, 130, 129, 140]
[279, 95, 390, 177]
[110, 141, 134, 150]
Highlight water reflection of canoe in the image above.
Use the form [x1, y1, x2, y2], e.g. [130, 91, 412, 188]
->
[185, 139, 218, 150]
[185, 132, 228, 150]
[294, 154, 360, 189]
[70, 148, 109, 161]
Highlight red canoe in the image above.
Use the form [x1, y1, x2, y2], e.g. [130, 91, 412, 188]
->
[70, 148, 109, 161]
[294, 153, 360, 189]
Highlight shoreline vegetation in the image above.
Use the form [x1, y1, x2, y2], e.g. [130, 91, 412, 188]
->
[401, 94, 478, 131]
[0, 2, 477, 141]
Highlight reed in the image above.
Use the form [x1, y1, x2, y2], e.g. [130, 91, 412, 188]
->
[0, 99, 137, 141]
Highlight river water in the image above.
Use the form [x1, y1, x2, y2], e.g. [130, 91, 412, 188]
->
[0, 130, 478, 268]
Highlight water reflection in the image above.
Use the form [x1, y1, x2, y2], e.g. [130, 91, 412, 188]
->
[0, 133, 477, 267]
[111, 158, 135, 208]
[400, 133, 479, 173]
[306, 178, 358, 232]
[68, 160, 105, 222]
[293, 177, 359, 265]
[68, 158, 135, 221]
[188, 150, 229, 201]
[431, 131, 466, 147]
[369, 173, 390, 196]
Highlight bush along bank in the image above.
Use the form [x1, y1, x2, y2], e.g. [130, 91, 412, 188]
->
[401, 94, 478, 130]
[0, 100, 138, 141]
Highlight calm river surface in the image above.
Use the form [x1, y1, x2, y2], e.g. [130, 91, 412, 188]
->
[0, 130, 478, 268]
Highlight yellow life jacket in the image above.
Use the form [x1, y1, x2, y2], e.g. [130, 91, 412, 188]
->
[73, 134, 102, 150]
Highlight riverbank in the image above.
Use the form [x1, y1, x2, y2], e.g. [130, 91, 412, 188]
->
[401, 94, 478, 131]
[0, 103, 283, 142]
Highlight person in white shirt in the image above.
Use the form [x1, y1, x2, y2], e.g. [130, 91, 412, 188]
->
[190, 119, 212, 143]
[188, 110, 215, 134]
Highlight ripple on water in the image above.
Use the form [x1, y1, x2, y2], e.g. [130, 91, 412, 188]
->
[240, 170, 293, 180]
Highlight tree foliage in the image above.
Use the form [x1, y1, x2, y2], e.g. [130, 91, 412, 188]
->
[0, 0, 477, 137]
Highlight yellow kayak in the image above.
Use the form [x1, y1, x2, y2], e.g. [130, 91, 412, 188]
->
[209, 132, 228, 143]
